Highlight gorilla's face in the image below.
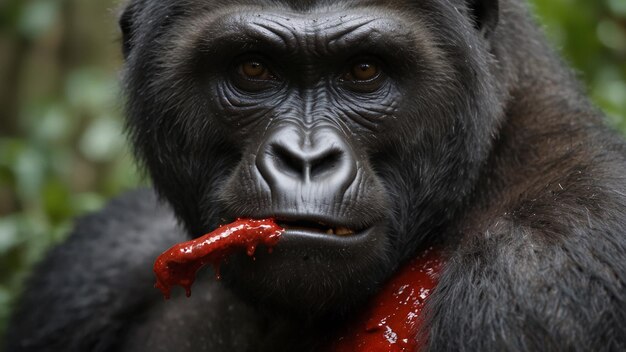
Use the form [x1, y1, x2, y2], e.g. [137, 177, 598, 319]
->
[122, 0, 502, 317]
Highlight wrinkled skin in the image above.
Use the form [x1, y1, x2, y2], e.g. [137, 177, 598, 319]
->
[121, 0, 502, 317]
[6, 0, 626, 351]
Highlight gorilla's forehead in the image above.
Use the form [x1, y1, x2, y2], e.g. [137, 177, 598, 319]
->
[172, 5, 425, 60]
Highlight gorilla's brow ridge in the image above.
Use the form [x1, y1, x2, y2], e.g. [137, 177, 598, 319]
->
[198, 10, 417, 58]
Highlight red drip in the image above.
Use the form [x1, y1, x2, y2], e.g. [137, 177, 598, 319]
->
[329, 247, 445, 352]
[153, 218, 284, 299]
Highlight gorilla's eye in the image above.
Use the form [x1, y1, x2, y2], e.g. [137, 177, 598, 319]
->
[239, 61, 274, 81]
[340, 59, 385, 93]
[342, 61, 380, 83]
[350, 62, 379, 81]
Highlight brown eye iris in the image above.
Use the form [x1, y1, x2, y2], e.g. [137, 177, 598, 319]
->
[240, 61, 270, 79]
[351, 62, 378, 81]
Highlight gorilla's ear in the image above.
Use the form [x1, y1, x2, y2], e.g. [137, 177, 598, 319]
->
[466, 0, 499, 37]
[118, 1, 137, 59]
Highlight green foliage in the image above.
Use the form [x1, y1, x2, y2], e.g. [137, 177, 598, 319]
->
[531, 0, 626, 129]
[0, 0, 624, 345]
[0, 68, 142, 333]
[0, 0, 143, 341]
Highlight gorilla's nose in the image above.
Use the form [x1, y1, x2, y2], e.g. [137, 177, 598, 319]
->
[256, 126, 357, 196]
[270, 140, 345, 183]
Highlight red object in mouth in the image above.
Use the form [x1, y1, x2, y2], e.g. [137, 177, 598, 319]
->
[329, 247, 445, 352]
[153, 218, 283, 299]
[154, 219, 443, 351]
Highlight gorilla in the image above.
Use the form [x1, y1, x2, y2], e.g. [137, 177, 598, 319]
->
[6, 0, 626, 350]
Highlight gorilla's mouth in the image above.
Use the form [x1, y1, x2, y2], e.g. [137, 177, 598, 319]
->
[276, 218, 356, 236]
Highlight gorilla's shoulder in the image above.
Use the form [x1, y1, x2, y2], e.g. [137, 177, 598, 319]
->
[5, 188, 186, 352]
[43, 188, 183, 269]
[75, 187, 177, 236]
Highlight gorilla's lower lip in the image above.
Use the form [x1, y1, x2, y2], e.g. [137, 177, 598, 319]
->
[279, 226, 375, 246]
[222, 215, 372, 237]
[277, 220, 356, 236]
[220, 215, 376, 242]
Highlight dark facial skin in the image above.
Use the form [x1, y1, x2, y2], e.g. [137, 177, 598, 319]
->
[122, 1, 500, 317]
[207, 11, 405, 315]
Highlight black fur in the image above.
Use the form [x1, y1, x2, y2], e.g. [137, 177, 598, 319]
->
[6, 0, 626, 351]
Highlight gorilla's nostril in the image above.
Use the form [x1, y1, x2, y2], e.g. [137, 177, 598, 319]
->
[310, 149, 342, 178]
[272, 144, 306, 178]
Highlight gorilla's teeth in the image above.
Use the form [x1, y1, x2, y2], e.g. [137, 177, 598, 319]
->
[335, 227, 354, 236]
[326, 228, 335, 235]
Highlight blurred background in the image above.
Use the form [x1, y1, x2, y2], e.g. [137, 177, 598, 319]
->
[0, 0, 625, 343]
